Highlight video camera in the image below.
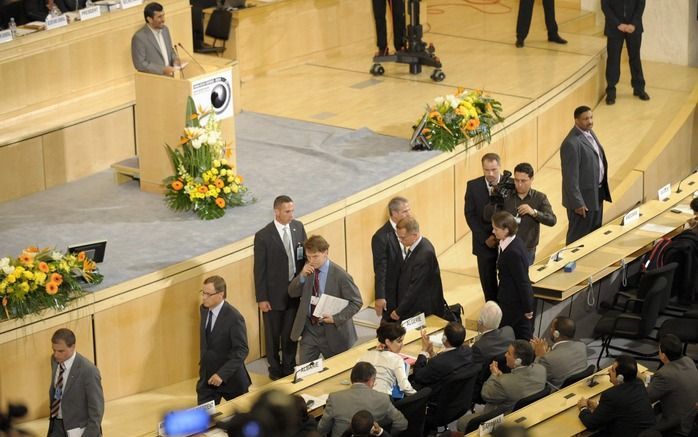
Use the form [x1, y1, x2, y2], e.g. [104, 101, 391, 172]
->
[0, 403, 32, 437]
[489, 170, 516, 205]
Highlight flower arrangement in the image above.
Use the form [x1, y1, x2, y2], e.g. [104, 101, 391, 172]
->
[413, 88, 504, 152]
[0, 246, 103, 320]
[164, 98, 249, 220]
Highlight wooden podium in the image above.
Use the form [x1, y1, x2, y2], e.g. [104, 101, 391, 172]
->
[134, 57, 239, 193]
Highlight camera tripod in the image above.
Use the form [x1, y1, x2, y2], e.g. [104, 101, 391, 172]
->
[370, 0, 445, 82]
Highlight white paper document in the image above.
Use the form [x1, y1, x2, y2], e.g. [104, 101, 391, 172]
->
[301, 393, 328, 410]
[673, 204, 694, 214]
[312, 294, 348, 318]
[639, 223, 675, 234]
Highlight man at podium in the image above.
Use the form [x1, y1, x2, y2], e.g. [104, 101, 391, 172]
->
[131, 2, 181, 76]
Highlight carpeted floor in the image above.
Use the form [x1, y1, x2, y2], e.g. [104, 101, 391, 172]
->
[0, 112, 440, 290]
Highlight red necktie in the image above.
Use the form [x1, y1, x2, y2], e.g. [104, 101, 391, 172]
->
[310, 270, 320, 324]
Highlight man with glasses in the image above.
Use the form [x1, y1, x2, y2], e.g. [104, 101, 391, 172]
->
[197, 275, 251, 404]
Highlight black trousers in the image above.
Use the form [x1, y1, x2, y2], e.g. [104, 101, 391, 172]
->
[605, 32, 645, 96]
[477, 253, 499, 303]
[372, 0, 406, 51]
[565, 187, 605, 245]
[500, 304, 533, 340]
[263, 306, 298, 376]
[516, 0, 558, 41]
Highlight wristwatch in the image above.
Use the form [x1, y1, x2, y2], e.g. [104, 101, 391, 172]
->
[533, 209, 538, 218]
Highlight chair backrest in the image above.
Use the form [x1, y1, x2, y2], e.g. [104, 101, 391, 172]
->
[560, 364, 596, 389]
[512, 386, 551, 411]
[393, 386, 432, 437]
[638, 277, 669, 336]
[426, 363, 482, 429]
[205, 8, 232, 41]
[639, 262, 678, 307]
[464, 406, 508, 434]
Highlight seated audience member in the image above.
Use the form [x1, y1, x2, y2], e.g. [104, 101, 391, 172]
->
[456, 340, 546, 432]
[472, 301, 516, 364]
[359, 323, 417, 399]
[25, 0, 64, 21]
[687, 197, 698, 230]
[647, 334, 698, 436]
[530, 316, 587, 388]
[577, 355, 655, 437]
[340, 410, 392, 437]
[318, 362, 407, 437]
[410, 321, 474, 400]
[291, 394, 320, 437]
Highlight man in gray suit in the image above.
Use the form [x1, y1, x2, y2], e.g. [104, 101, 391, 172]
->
[531, 316, 588, 388]
[318, 362, 407, 437]
[289, 235, 362, 364]
[648, 334, 698, 435]
[472, 301, 516, 364]
[457, 340, 546, 432]
[560, 106, 612, 245]
[131, 2, 180, 76]
[48, 328, 104, 437]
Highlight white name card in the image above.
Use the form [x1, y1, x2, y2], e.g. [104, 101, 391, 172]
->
[622, 207, 641, 226]
[46, 15, 68, 30]
[401, 313, 426, 332]
[294, 357, 324, 382]
[479, 413, 504, 436]
[0, 29, 12, 43]
[120, 0, 142, 9]
[657, 183, 672, 201]
[79, 5, 101, 20]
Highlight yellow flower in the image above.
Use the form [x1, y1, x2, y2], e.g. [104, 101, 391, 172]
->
[6, 275, 16, 284]
[23, 271, 34, 280]
[223, 186, 231, 194]
[35, 271, 47, 284]
[19, 282, 29, 292]
[14, 266, 25, 275]
[234, 177, 241, 184]
[220, 159, 228, 166]
[227, 176, 234, 183]
[231, 185, 239, 193]
[219, 169, 227, 177]
[0, 281, 6, 292]
[213, 160, 221, 168]
[211, 168, 218, 175]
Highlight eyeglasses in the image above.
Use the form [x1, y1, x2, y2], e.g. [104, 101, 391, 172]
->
[200, 290, 222, 298]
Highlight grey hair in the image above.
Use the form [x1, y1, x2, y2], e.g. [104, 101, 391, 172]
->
[479, 301, 503, 330]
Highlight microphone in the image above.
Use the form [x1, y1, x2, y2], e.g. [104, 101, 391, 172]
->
[177, 43, 206, 74]
[587, 372, 610, 387]
[551, 244, 584, 262]
[173, 44, 185, 79]
[676, 168, 698, 193]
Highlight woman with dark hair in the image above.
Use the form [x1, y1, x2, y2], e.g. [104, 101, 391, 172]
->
[359, 323, 416, 399]
[492, 211, 534, 340]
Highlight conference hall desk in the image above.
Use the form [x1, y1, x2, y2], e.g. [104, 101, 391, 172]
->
[465, 364, 651, 437]
[529, 171, 698, 307]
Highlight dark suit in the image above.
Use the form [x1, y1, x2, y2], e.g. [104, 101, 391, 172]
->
[497, 237, 534, 340]
[647, 356, 698, 435]
[372, 0, 405, 52]
[465, 176, 499, 302]
[472, 326, 515, 365]
[560, 126, 611, 245]
[254, 220, 306, 377]
[602, 0, 646, 97]
[25, 0, 68, 22]
[48, 353, 104, 437]
[579, 379, 655, 437]
[516, 0, 559, 42]
[395, 237, 445, 320]
[289, 260, 363, 363]
[411, 346, 474, 400]
[130, 24, 177, 75]
[197, 302, 251, 404]
[371, 220, 403, 320]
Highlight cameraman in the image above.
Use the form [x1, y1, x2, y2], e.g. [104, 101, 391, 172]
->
[484, 163, 556, 266]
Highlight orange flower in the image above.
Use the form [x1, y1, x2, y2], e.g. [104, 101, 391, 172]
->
[215, 197, 226, 208]
[38, 262, 49, 273]
[236, 175, 243, 183]
[45, 281, 59, 295]
[465, 118, 480, 131]
[214, 178, 225, 189]
[24, 246, 40, 253]
[51, 273, 63, 285]
[83, 259, 95, 272]
[19, 254, 33, 265]
[224, 146, 233, 159]
[197, 186, 208, 194]
[77, 252, 86, 262]
[171, 180, 184, 191]
[421, 128, 431, 135]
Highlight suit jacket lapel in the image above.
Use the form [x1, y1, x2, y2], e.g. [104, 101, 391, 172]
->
[62, 355, 81, 396]
[269, 222, 286, 253]
[144, 26, 167, 63]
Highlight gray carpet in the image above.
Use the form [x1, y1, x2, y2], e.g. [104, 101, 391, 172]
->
[0, 112, 440, 291]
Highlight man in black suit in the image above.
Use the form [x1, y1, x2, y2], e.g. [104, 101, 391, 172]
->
[601, 0, 648, 105]
[254, 195, 307, 380]
[577, 355, 655, 437]
[410, 322, 475, 400]
[371, 196, 411, 320]
[515, 0, 567, 48]
[465, 153, 502, 302]
[389, 217, 445, 321]
[560, 106, 612, 245]
[371, 0, 405, 56]
[198, 275, 251, 404]
[492, 211, 534, 340]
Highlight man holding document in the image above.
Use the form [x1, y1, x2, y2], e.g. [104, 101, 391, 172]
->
[289, 235, 363, 363]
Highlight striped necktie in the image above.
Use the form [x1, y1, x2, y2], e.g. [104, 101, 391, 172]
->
[50, 363, 66, 418]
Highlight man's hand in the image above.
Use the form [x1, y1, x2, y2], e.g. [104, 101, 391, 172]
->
[587, 399, 598, 411]
[163, 66, 176, 77]
[574, 206, 588, 218]
[208, 373, 223, 386]
[517, 204, 535, 217]
[370, 422, 384, 436]
[577, 397, 588, 410]
[320, 314, 334, 324]
[300, 263, 314, 277]
[374, 299, 387, 317]
[530, 337, 549, 357]
[485, 235, 498, 249]
[626, 24, 636, 33]
[390, 310, 400, 321]
[258, 301, 272, 312]
[420, 329, 434, 357]
[617, 23, 628, 32]
[524, 312, 534, 320]
[490, 360, 502, 377]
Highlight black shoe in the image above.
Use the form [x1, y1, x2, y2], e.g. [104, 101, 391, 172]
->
[515, 40, 524, 48]
[548, 35, 568, 44]
[268, 368, 282, 380]
[634, 90, 650, 100]
[606, 95, 615, 105]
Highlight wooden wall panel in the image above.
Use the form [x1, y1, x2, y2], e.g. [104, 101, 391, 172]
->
[0, 137, 45, 203]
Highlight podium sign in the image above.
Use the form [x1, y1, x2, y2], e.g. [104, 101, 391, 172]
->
[191, 69, 234, 121]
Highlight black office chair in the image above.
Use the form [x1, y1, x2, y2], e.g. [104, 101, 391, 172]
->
[393, 386, 431, 437]
[606, 263, 677, 314]
[463, 406, 508, 434]
[593, 276, 668, 368]
[425, 363, 482, 433]
[197, 8, 232, 55]
[559, 364, 596, 389]
[512, 386, 551, 411]
[659, 317, 698, 360]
